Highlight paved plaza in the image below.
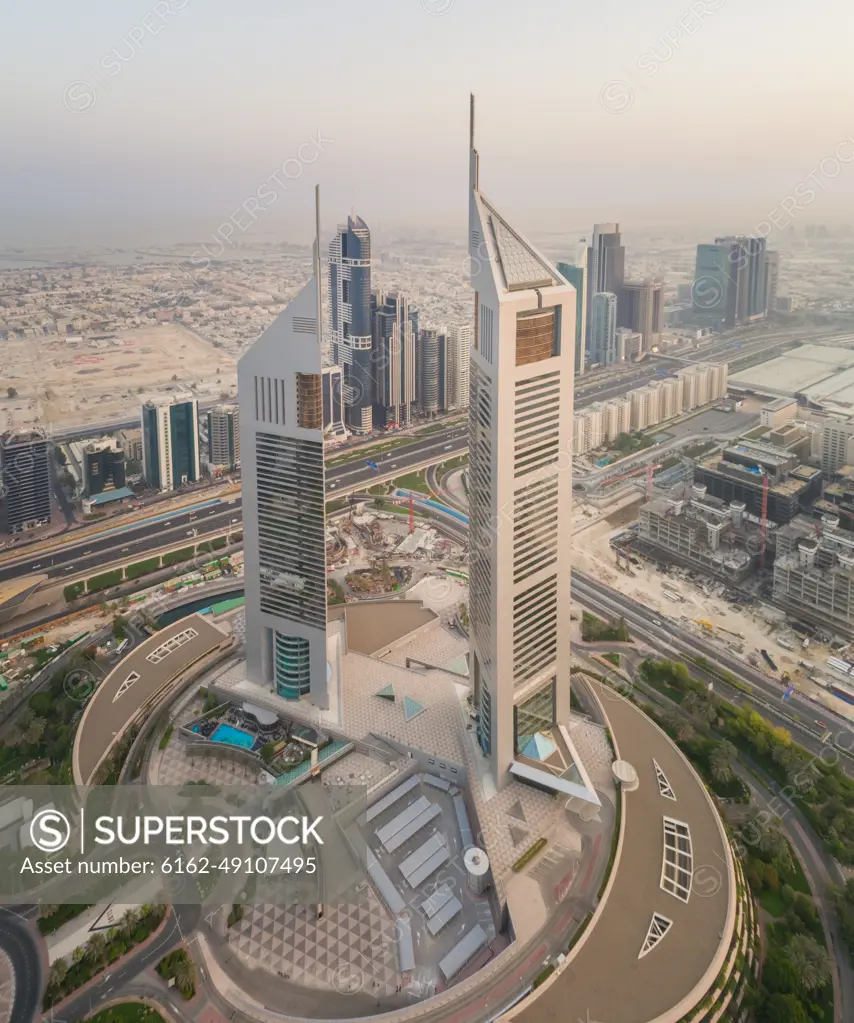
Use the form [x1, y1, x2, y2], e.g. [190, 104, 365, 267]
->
[229, 898, 401, 996]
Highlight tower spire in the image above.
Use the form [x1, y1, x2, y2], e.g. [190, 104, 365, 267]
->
[469, 93, 479, 192]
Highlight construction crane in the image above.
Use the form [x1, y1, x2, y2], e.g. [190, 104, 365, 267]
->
[759, 473, 769, 571]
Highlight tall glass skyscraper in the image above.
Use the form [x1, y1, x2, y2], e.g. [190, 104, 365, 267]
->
[140, 396, 199, 492]
[590, 292, 619, 366]
[329, 216, 373, 434]
[556, 245, 587, 377]
[372, 291, 416, 427]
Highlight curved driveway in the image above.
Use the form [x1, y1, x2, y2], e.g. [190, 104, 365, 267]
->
[0, 906, 42, 1023]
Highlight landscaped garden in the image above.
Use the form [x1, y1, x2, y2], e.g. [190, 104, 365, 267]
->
[44, 906, 168, 1009]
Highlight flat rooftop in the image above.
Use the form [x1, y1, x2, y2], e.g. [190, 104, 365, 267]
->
[73, 613, 228, 785]
[329, 600, 436, 656]
[512, 678, 733, 1023]
[731, 343, 854, 404]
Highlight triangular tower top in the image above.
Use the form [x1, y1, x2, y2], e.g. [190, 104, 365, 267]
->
[469, 94, 564, 295]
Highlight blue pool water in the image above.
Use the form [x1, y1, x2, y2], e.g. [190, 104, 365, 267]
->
[210, 723, 255, 749]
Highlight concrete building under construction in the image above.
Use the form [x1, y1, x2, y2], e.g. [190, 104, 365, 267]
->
[638, 484, 769, 581]
[693, 439, 822, 525]
[773, 516, 854, 637]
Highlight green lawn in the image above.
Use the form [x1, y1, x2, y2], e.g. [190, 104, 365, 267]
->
[389, 470, 428, 492]
[758, 889, 787, 917]
[84, 1006, 167, 1023]
[601, 652, 621, 667]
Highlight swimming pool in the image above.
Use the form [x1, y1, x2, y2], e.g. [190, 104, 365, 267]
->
[210, 723, 255, 749]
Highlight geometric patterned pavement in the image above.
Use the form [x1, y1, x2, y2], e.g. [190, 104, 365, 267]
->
[230, 898, 401, 995]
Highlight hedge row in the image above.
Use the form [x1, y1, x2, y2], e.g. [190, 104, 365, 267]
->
[87, 569, 123, 593]
[162, 546, 195, 567]
[125, 556, 160, 580]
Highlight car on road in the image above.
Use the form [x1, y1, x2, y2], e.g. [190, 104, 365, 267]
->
[329, 483, 337, 489]
[83, 550, 91, 555]
[444, 444, 452, 450]
[163, 521, 171, 526]
[121, 547, 129, 552]
[32, 564, 41, 569]
[652, 618, 662, 626]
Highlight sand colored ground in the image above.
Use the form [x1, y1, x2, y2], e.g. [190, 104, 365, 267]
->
[0, 323, 237, 434]
[572, 495, 854, 723]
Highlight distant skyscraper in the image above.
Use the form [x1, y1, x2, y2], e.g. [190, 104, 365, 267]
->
[693, 242, 737, 329]
[556, 241, 588, 377]
[141, 396, 200, 492]
[321, 365, 346, 436]
[764, 250, 779, 316]
[83, 437, 126, 497]
[620, 278, 664, 351]
[693, 236, 768, 329]
[587, 223, 624, 343]
[468, 96, 575, 789]
[207, 404, 240, 470]
[417, 328, 441, 416]
[444, 324, 471, 411]
[239, 187, 329, 708]
[329, 215, 373, 434]
[589, 223, 625, 295]
[372, 291, 415, 428]
[590, 292, 619, 366]
[0, 430, 51, 534]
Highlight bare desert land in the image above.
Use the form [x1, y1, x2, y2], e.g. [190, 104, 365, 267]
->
[0, 323, 237, 434]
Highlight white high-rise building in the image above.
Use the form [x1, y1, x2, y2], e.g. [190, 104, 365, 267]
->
[445, 324, 471, 410]
[238, 188, 330, 708]
[631, 387, 660, 431]
[468, 97, 577, 789]
[573, 405, 605, 454]
[141, 395, 200, 493]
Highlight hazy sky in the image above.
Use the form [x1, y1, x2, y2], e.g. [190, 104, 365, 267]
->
[3, 0, 854, 247]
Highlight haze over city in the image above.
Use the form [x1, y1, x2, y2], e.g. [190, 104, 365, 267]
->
[4, 0, 854, 248]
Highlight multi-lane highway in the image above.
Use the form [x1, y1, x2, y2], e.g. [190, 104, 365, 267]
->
[0, 504, 242, 584]
[573, 571, 854, 765]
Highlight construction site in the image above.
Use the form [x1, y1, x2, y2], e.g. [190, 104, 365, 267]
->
[326, 496, 467, 606]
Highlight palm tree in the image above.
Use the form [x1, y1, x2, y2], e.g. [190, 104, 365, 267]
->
[710, 741, 736, 783]
[25, 716, 46, 745]
[71, 945, 87, 966]
[684, 691, 716, 725]
[121, 908, 138, 938]
[47, 959, 68, 992]
[86, 932, 107, 964]
[784, 933, 831, 992]
[173, 953, 196, 997]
